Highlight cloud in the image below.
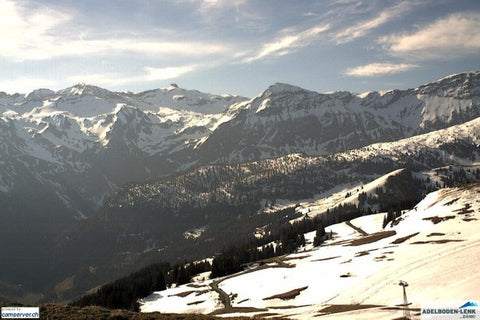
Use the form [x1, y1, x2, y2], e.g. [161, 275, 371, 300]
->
[0, 0, 71, 60]
[0, 77, 58, 94]
[197, 0, 246, 9]
[381, 12, 480, 59]
[334, 2, 412, 44]
[65, 65, 197, 89]
[0, 0, 231, 61]
[66, 73, 137, 88]
[144, 65, 196, 81]
[243, 24, 330, 63]
[345, 63, 418, 77]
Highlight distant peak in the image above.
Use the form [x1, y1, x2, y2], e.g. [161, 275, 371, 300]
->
[416, 70, 480, 97]
[166, 83, 181, 91]
[25, 88, 55, 101]
[270, 82, 307, 92]
[436, 71, 480, 82]
[60, 83, 113, 97]
[262, 83, 311, 96]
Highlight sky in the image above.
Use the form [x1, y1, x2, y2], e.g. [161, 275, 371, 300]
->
[0, 0, 479, 97]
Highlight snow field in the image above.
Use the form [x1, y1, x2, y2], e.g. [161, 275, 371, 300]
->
[140, 184, 480, 319]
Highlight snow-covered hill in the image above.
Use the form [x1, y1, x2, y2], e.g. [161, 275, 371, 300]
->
[140, 183, 480, 319]
[105, 115, 480, 213]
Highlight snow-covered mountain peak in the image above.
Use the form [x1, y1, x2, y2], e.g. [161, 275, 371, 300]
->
[241, 82, 326, 115]
[113, 103, 134, 114]
[128, 86, 248, 115]
[263, 82, 312, 96]
[166, 83, 179, 91]
[25, 88, 55, 101]
[58, 83, 118, 99]
[415, 71, 480, 98]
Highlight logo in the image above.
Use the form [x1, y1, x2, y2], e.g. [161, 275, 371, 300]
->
[1, 307, 40, 319]
[422, 301, 478, 320]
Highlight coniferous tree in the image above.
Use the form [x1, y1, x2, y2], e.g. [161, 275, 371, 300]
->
[313, 222, 326, 247]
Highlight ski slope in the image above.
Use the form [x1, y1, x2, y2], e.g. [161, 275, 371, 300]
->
[140, 184, 480, 319]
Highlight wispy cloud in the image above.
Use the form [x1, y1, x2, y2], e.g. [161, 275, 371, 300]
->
[197, 0, 246, 10]
[243, 24, 330, 63]
[144, 65, 197, 81]
[334, 2, 413, 44]
[65, 73, 130, 88]
[0, 0, 71, 61]
[345, 63, 418, 77]
[0, 77, 58, 94]
[381, 12, 480, 59]
[66, 65, 198, 88]
[0, 0, 231, 61]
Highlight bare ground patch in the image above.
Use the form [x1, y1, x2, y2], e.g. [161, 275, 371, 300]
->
[263, 286, 308, 301]
[453, 203, 474, 215]
[269, 304, 312, 309]
[169, 290, 196, 298]
[423, 215, 455, 224]
[355, 248, 382, 258]
[168, 289, 210, 298]
[347, 231, 397, 246]
[391, 232, 419, 244]
[318, 304, 382, 315]
[325, 239, 351, 246]
[209, 306, 269, 315]
[443, 197, 460, 206]
[312, 256, 341, 262]
[411, 239, 464, 244]
[339, 273, 353, 278]
[281, 254, 311, 261]
[355, 251, 370, 257]
[427, 232, 446, 237]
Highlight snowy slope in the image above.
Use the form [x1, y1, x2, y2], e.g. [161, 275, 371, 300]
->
[0, 72, 478, 250]
[124, 83, 246, 115]
[0, 84, 247, 217]
[140, 183, 480, 319]
[196, 71, 480, 163]
[3, 83, 244, 152]
[2, 73, 479, 304]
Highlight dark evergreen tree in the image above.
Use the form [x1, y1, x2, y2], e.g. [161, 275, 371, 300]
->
[313, 222, 326, 247]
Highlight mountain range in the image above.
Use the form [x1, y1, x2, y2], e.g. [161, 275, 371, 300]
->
[1, 72, 479, 219]
[0, 72, 479, 302]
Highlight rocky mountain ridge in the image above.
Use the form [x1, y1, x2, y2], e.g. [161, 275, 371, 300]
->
[1, 72, 479, 219]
